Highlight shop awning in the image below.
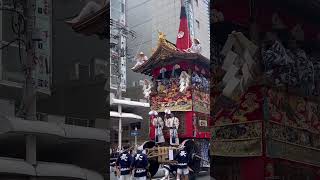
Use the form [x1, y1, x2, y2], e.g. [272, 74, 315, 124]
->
[110, 97, 150, 107]
[110, 111, 143, 120]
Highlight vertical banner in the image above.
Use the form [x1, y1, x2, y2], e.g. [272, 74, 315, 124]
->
[34, 0, 51, 94]
[184, 0, 195, 39]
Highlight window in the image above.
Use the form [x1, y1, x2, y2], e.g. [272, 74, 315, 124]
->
[66, 117, 94, 127]
[121, 3, 125, 13]
[195, 0, 199, 7]
[196, 20, 200, 29]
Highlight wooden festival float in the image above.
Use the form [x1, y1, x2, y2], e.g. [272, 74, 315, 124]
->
[132, 32, 211, 177]
[210, 0, 320, 179]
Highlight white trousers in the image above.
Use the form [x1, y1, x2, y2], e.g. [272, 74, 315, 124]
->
[155, 127, 165, 143]
[134, 177, 146, 180]
[169, 129, 179, 145]
[119, 174, 131, 180]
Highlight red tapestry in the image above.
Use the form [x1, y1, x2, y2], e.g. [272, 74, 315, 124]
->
[214, 86, 264, 126]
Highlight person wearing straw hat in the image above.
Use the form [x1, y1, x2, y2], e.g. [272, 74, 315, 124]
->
[186, 38, 202, 54]
[132, 52, 148, 69]
[132, 146, 149, 180]
[164, 109, 180, 146]
[115, 145, 133, 180]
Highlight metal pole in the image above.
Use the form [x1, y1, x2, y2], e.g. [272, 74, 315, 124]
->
[118, 86, 122, 150]
[25, 1, 37, 179]
[134, 126, 137, 151]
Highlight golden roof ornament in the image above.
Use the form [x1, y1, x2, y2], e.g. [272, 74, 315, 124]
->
[158, 31, 167, 44]
[156, 31, 176, 51]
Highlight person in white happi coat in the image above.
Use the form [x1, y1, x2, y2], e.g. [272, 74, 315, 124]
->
[164, 109, 180, 146]
[66, 0, 107, 24]
[149, 111, 165, 144]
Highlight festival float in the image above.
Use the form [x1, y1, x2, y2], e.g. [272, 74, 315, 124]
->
[131, 1, 211, 177]
[211, 0, 320, 179]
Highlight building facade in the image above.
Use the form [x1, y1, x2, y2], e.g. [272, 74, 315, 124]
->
[0, 0, 108, 179]
[110, 0, 149, 148]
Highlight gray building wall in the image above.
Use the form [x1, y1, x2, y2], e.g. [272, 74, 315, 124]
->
[126, 0, 153, 88]
[191, 0, 210, 58]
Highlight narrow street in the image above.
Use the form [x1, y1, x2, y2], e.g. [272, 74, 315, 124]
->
[110, 167, 212, 180]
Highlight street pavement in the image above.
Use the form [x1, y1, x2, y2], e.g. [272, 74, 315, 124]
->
[151, 175, 212, 180]
[110, 167, 213, 180]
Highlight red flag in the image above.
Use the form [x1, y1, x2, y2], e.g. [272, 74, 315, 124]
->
[176, 0, 192, 51]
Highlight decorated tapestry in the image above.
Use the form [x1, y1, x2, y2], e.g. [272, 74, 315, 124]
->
[267, 139, 320, 167]
[211, 138, 262, 157]
[267, 89, 320, 133]
[211, 86, 264, 156]
[150, 78, 192, 112]
[211, 121, 262, 157]
[214, 86, 264, 125]
[266, 89, 320, 166]
[193, 90, 210, 114]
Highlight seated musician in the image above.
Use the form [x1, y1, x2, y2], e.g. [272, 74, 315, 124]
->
[132, 52, 148, 69]
[185, 38, 202, 54]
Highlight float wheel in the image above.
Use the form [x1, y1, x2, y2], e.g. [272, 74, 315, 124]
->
[141, 141, 159, 177]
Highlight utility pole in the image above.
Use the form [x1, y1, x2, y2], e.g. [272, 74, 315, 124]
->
[134, 126, 137, 151]
[110, 0, 135, 150]
[117, 85, 122, 150]
[25, 0, 37, 175]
